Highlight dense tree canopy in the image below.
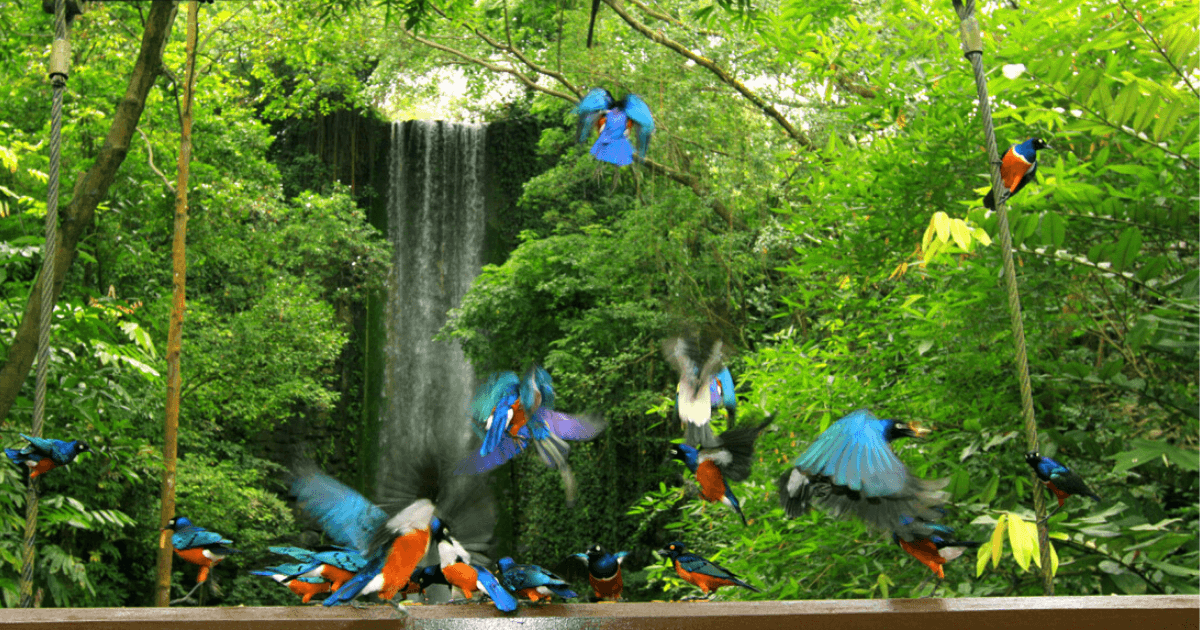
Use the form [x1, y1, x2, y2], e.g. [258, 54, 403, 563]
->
[0, 0, 1195, 607]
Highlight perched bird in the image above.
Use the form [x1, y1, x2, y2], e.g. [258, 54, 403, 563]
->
[430, 517, 518, 611]
[663, 338, 727, 449]
[571, 545, 630, 601]
[165, 516, 239, 601]
[1025, 451, 1101, 515]
[982, 138, 1049, 209]
[497, 557, 578, 602]
[455, 365, 605, 505]
[5, 433, 89, 480]
[777, 409, 949, 540]
[269, 545, 368, 593]
[669, 420, 771, 525]
[892, 521, 980, 579]
[250, 563, 332, 603]
[288, 467, 435, 607]
[573, 88, 655, 167]
[658, 542, 759, 599]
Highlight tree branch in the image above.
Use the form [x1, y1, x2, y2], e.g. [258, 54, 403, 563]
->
[136, 127, 176, 194]
[1115, 0, 1197, 98]
[624, 0, 721, 38]
[601, 0, 815, 150]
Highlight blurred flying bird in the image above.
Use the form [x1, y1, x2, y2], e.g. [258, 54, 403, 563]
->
[571, 545, 630, 601]
[777, 409, 949, 540]
[497, 556, 578, 602]
[663, 337, 727, 449]
[288, 467, 435, 607]
[165, 516, 240, 602]
[982, 138, 1049, 209]
[455, 365, 605, 505]
[5, 433, 89, 481]
[1025, 451, 1100, 518]
[658, 541, 759, 599]
[669, 420, 771, 525]
[573, 88, 655, 167]
[250, 563, 332, 603]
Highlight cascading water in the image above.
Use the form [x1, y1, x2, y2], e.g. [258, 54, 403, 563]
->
[376, 120, 493, 548]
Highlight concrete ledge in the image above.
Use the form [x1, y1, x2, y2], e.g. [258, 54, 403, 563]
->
[1, 595, 1196, 630]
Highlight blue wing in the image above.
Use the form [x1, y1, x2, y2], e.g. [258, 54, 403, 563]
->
[622, 94, 655, 159]
[794, 409, 906, 497]
[572, 88, 614, 143]
[269, 546, 318, 562]
[520, 364, 555, 417]
[290, 469, 387, 554]
[323, 556, 383, 606]
[454, 431, 528, 475]
[172, 527, 231, 550]
[474, 565, 518, 612]
[538, 409, 605, 441]
[710, 368, 736, 416]
[472, 372, 521, 454]
[251, 563, 308, 578]
[316, 549, 369, 572]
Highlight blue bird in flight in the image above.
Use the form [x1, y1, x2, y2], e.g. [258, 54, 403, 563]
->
[573, 88, 655, 166]
[777, 409, 949, 540]
[663, 337, 728, 449]
[891, 520, 980, 579]
[669, 420, 770, 526]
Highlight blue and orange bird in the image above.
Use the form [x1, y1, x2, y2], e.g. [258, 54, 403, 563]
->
[572, 545, 630, 601]
[5, 433, 89, 481]
[269, 546, 368, 593]
[777, 409, 949, 541]
[164, 516, 240, 600]
[455, 366, 605, 505]
[669, 420, 770, 526]
[573, 88, 655, 167]
[288, 466, 436, 607]
[658, 542, 759, 599]
[497, 557, 578, 603]
[1025, 451, 1100, 517]
[983, 138, 1049, 209]
[663, 337, 728, 449]
[250, 563, 332, 603]
[891, 521, 981, 580]
[429, 518, 518, 611]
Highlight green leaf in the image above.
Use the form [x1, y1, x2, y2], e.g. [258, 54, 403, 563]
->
[1112, 439, 1200, 473]
[991, 513, 1008, 568]
[1042, 212, 1066, 248]
[1111, 227, 1143, 273]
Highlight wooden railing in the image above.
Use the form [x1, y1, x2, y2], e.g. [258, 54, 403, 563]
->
[1, 595, 1196, 629]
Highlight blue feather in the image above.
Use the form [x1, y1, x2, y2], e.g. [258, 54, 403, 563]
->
[289, 470, 387, 554]
[622, 94, 655, 159]
[474, 565, 518, 612]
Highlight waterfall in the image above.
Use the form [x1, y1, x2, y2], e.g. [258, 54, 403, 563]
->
[377, 121, 492, 543]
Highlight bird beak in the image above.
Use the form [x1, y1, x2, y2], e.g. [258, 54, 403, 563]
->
[907, 422, 932, 438]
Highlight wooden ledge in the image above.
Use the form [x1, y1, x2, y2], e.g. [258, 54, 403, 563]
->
[1, 595, 1196, 630]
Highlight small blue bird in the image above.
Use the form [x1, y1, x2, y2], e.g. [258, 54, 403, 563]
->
[669, 420, 770, 525]
[573, 88, 655, 166]
[663, 337, 728, 449]
[777, 409, 949, 540]
[5, 433, 89, 480]
[497, 557, 577, 603]
[269, 546, 368, 593]
[164, 516, 240, 601]
[250, 563, 332, 603]
[983, 138, 1049, 209]
[891, 521, 981, 579]
[455, 365, 605, 505]
[1025, 451, 1100, 516]
[572, 545, 629, 601]
[658, 542, 759, 599]
[289, 466, 435, 606]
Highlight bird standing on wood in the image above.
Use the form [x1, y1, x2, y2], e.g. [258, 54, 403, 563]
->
[497, 556, 578, 602]
[669, 420, 770, 525]
[5, 433, 89, 481]
[250, 563, 332, 603]
[430, 517, 518, 611]
[164, 516, 239, 602]
[658, 542, 759, 599]
[983, 138, 1049, 208]
[268, 546, 368, 593]
[777, 409, 949, 541]
[572, 545, 630, 601]
[573, 88, 655, 167]
[1025, 451, 1100, 518]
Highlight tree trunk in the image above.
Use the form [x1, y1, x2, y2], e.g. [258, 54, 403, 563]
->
[0, 0, 178, 421]
[155, 0, 198, 608]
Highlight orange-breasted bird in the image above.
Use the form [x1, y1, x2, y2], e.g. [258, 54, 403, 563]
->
[165, 516, 239, 601]
[5, 433, 89, 481]
[983, 138, 1049, 209]
[658, 542, 759, 599]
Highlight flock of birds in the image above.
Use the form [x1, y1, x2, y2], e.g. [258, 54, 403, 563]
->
[4, 91, 1062, 610]
[7, 333, 1099, 610]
